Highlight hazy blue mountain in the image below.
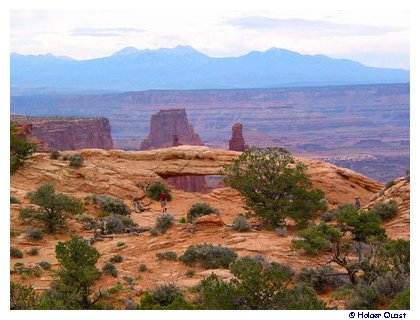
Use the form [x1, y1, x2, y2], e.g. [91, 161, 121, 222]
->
[10, 46, 410, 91]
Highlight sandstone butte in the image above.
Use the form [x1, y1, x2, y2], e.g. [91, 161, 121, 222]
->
[140, 108, 207, 193]
[10, 146, 409, 308]
[229, 123, 248, 152]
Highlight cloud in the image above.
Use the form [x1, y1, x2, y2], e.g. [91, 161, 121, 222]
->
[223, 16, 406, 36]
[69, 27, 146, 37]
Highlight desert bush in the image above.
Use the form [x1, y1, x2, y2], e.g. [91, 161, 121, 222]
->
[146, 181, 172, 201]
[39, 261, 52, 270]
[103, 214, 134, 234]
[15, 265, 43, 278]
[275, 226, 288, 237]
[122, 296, 137, 310]
[331, 287, 352, 301]
[185, 269, 196, 277]
[10, 229, 20, 237]
[292, 222, 342, 255]
[10, 122, 36, 174]
[178, 217, 187, 223]
[384, 179, 396, 190]
[123, 276, 134, 284]
[197, 256, 324, 310]
[90, 195, 130, 216]
[10, 281, 39, 310]
[321, 210, 335, 222]
[50, 150, 61, 160]
[20, 183, 83, 233]
[149, 284, 183, 306]
[74, 213, 94, 222]
[10, 196, 21, 204]
[25, 228, 44, 240]
[187, 202, 219, 222]
[102, 263, 118, 277]
[389, 287, 410, 310]
[116, 241, 126, 247]
[11, 247, 23, 258]
[371, 200, 398, 221]
[297, 266, 350, 294]
[179, 243, 237, 269]
[156, 251, 178, 261]
[138, 263, 148, 272]
[26, 247, 40, 256]
[68, 153, 84, 168]
[232, 215, 250, 232]
[348, 273, 407, 310]
[149, 228, 158, 236]
[110, 255, 123, 263]
[154, 213, 174, 233]
[107, 283, 124, 294]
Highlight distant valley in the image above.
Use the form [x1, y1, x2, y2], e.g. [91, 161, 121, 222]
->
[11, 83, 409, 183]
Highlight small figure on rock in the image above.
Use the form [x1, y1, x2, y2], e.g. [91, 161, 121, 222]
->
[160, 191, 168, 213]
[355, 197, 361, 209]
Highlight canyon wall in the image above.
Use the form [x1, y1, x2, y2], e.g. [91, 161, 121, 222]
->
[11, 116, 114, 151]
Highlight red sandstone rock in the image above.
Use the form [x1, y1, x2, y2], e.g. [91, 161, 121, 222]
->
[140, 109, 202, 150]
[141, 109, 207, 192]
[14, 123, 51, 152]
[193, 214, 225, 227]
[229, 123, 248, 151]
[28, 118, 114, 151]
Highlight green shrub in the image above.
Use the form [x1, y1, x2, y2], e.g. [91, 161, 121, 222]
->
[156, 251, 178, 261]
[331, 287, 352, 301]
[146, 181, 172, 201]
[149, 228, 158, 236]
[102, 263, 118, 277]
[11, 247, 23, 258]
[185, 269, 196, 277]
[107, 283, 124, 294]
[179, 243, 237, 269]
[110, 255, 123, 263]
[232, 215, 250, 232]
[103, 214, 134, 233]
[384, 179, 396, 190]
[371, 200, 398, 221]
[10, 281, 39, 310]
[178, 217, 187, 223]
[10, 122, 36, 174]
[187, 203, 219, 222]
[389, 287, 410, 310]
[90, 195, 131, 216]
[25, 228, 44, 240]
[116, 241, 126, 247]
[39, 261, 52, 270]
[20, 183, 84, 233]
[68, 153, 84, 168]
[154, 213, 174, 233]
[138, 263, 148, 272]
[74, 213, 94, 222]
[26, 247, 40, 256]
[10, 229, 20, 237]
[297, 266, 350, 294]
[10, 196, 21, 204]
[292, 222, 342, 255]
[223, 147, 325, 228]
[123, 276, 134, 284]
[149, 284, 183, 306]
[50, 150, 61, 160]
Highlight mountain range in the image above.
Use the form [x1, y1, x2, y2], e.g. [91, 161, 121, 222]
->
[10, 45, 409, 91]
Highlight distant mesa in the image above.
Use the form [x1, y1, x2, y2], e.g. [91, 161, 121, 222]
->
[10, 115, 114, 151]
[229, 123, 248, 152]
[140, 109, 202, 150]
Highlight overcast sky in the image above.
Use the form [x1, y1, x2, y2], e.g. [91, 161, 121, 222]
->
[10, 10, 410, 69]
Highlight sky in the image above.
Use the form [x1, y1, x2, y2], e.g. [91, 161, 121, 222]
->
[10, 9, 410, 69]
